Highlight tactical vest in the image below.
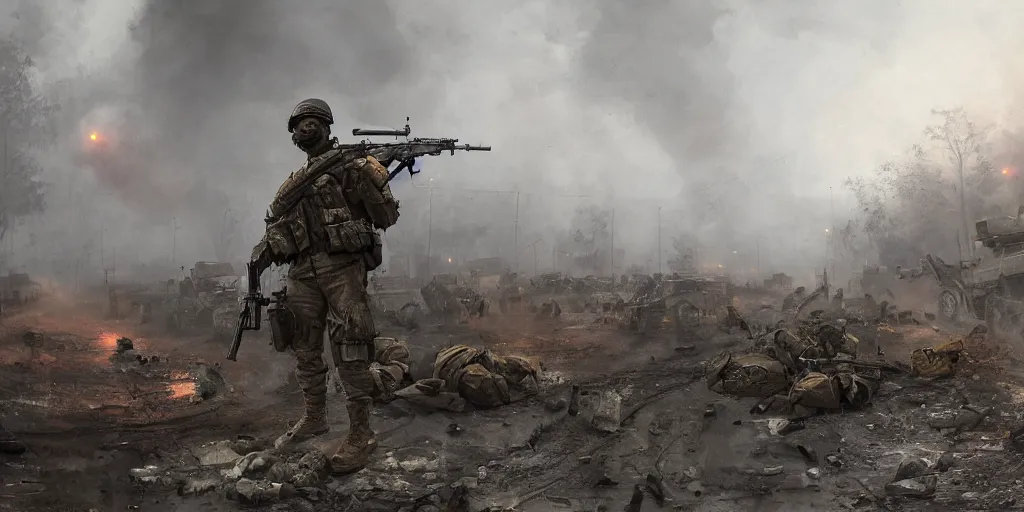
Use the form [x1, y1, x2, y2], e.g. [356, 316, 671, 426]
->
[263, 150, 380, 264]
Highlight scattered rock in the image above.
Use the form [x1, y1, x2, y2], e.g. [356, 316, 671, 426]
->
[567, 384, 580, 416]
[544, 397, 567, 412]
[398, 456, 439, 473]
[894, 456, 929, 481]
[884, 476, 937, 498]
[191, 441, 241, 467]
[586, 390, 622, 433]
[115, 337, 134, 354]
[624, 484, 644, 512]
[128, 465, 160, 484]
[935, 452, 955, 472]
[807, 468, 821, 479]
[191, 364, 225, 399]
[797, 445, 817, 464]
[962, 491, 982, 500]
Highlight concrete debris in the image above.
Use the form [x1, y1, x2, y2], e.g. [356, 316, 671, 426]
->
[128, 465, 161, 484]
[191, 441, 241, 467]
[579, 389, 622, 433]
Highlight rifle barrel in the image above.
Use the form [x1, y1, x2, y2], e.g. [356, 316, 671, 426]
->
[463, 145, 491, 151]
[352, 127, 411, 137]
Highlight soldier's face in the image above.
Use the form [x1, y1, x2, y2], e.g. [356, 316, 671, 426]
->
[291, 117, 327, 152]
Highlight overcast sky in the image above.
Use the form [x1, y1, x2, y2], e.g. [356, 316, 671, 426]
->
[6, 0, 1024, 280]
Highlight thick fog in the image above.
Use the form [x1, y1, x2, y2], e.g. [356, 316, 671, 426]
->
[5, 0, 1024, 287]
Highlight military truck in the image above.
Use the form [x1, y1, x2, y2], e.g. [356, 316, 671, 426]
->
[167, 262, 241, 339]
[926, 206, 1024, 338]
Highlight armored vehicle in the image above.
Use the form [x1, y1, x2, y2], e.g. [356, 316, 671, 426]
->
[167, 262, 241, 339]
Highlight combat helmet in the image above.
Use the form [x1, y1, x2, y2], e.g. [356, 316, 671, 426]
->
[288, 98, 334, 132]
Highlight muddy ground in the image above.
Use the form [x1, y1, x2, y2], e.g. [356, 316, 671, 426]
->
[2, 292, 1024, 511]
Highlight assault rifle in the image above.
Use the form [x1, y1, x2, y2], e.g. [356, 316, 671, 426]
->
[269, 118, 491, 219]
[351, 118, 491, 182]
[227, 262, 271, 361]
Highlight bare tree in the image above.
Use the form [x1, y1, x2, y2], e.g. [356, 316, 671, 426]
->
[0, 38, 53, 251]
[924, 108, 993, 258]
[667, 236, 696, 274]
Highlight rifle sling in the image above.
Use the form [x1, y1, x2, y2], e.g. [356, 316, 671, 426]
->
[272, 148, 362, 218]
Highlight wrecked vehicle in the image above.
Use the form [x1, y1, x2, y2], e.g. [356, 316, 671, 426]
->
[926, 208, 1024, 339]
[167, 262, 241, 339]
[625, 274, 729, 336]
[419, 274, 487, 324]
[370, 275, 425, 329]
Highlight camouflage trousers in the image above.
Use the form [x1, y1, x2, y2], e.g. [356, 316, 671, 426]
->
[288, 252, 378, 404]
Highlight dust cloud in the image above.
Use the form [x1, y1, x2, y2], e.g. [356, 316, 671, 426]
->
[5, 0, 1024, 286]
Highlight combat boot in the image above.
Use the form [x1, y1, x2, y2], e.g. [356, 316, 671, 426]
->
[274, 391, 329, 449]
[330, 398, 377, 474]
[0, 424, 26, 455]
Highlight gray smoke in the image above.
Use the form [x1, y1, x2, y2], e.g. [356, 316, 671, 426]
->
[12, 0, 1024, 285]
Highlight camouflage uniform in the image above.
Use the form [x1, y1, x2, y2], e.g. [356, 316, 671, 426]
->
[251, 99, 400, 474]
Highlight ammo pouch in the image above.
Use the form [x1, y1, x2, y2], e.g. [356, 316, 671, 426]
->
[324, 219, 376, 254]
[268, 302, 301, 353]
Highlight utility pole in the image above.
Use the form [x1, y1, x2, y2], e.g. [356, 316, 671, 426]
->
[657, 206, 662, 274]
[513, 192, 520, 273]
[171, 217, 181, 268]
[756, 236, 761, 279]
[526, 239, 542, 276]
[427, 178, 433, 276]
[609, 208, 615, 276]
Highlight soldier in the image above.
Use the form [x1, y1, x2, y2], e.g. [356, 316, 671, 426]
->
[249, 98, 400, 474]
